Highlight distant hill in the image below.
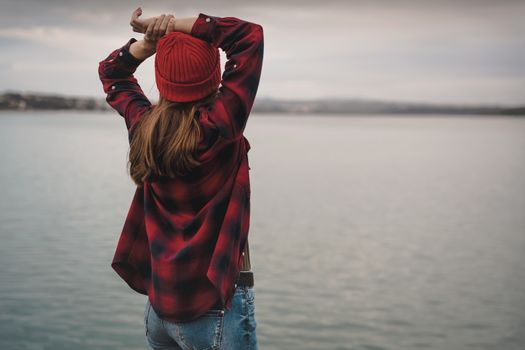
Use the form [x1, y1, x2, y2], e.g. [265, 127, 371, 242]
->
[0, 92, 108, 111]
[1, 91, 523, 116]
[252, 97, 525, 116]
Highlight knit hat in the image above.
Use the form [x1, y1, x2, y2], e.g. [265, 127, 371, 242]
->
[155, 31, 221, 103]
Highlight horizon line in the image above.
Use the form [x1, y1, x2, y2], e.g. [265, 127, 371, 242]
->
[1, 89, 524, 109]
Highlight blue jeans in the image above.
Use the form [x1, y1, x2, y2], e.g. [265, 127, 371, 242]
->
[144, 285, 258, 349]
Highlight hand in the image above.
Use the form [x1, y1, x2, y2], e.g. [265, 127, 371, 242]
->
[130, 7, 149, 33]
[130, 7, 176, 34]
[143, 14, 175, 46]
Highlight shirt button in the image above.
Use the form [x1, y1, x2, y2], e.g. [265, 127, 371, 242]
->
[111, 86, 116, 90]
[242, 252, 245, 256]
[233, 64, 237, 69]
[119, 52, 123, 56]
[234, 283, 237, 288]
[220, 310, 225, 315]
[205, 17, 211, 23]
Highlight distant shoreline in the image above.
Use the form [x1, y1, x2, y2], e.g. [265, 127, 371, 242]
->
[1, 91, 523, 116]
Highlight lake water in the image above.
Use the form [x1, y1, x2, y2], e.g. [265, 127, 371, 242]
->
[0, 111, 524, 350]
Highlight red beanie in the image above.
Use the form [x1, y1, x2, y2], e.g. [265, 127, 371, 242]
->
[155, 31, 221, 103]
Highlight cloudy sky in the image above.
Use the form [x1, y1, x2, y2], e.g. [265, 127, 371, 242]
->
[1, 0, 524, 105]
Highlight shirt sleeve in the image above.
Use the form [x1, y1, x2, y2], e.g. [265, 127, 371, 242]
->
[98, 38, 153, 141]
[191, 13, 264, 141]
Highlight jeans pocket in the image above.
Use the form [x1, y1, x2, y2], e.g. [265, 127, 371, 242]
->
[245, 286, 255, 306]
[177, 308, 225, 350]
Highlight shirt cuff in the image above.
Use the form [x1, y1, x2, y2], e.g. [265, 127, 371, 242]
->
[113, 38, 146, 68]
[190, 13, 217, 43]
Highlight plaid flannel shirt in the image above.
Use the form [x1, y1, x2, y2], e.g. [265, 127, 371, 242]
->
[98, 13, 264, 322]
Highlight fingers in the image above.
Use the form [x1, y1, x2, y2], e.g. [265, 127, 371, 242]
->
[130, 7, 176, 36]
[143, 13, 176, 44]
[132, 6, 142, 20]
[159, 14, 174, 35]
[166, 17, 176, 34]
[130, 6, 141, 23]
[144, 17, 157, 44]
[130, 7, 142, 30]
[131, 7, 151, 34]
[153, 14, 165, 41]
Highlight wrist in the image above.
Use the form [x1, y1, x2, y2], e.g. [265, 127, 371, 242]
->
[141, 39, 156, 53]
[129, 39, 156, 61]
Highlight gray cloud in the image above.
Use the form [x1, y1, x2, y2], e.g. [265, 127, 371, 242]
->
[1, 0, 524, 104]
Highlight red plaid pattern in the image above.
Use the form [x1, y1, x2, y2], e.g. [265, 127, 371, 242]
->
[98, 13, 263, 322]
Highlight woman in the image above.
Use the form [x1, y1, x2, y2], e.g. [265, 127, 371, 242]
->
[98, 7, 264, 350]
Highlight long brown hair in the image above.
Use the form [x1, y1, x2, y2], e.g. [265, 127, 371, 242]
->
[128, 90, 218, 186]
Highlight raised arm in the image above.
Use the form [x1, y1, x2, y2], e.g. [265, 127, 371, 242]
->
[191, 13, 264, 140]
[98, 14, 173, 142]
[129, 11, 264, 140]
[98, 38, 152, 142]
